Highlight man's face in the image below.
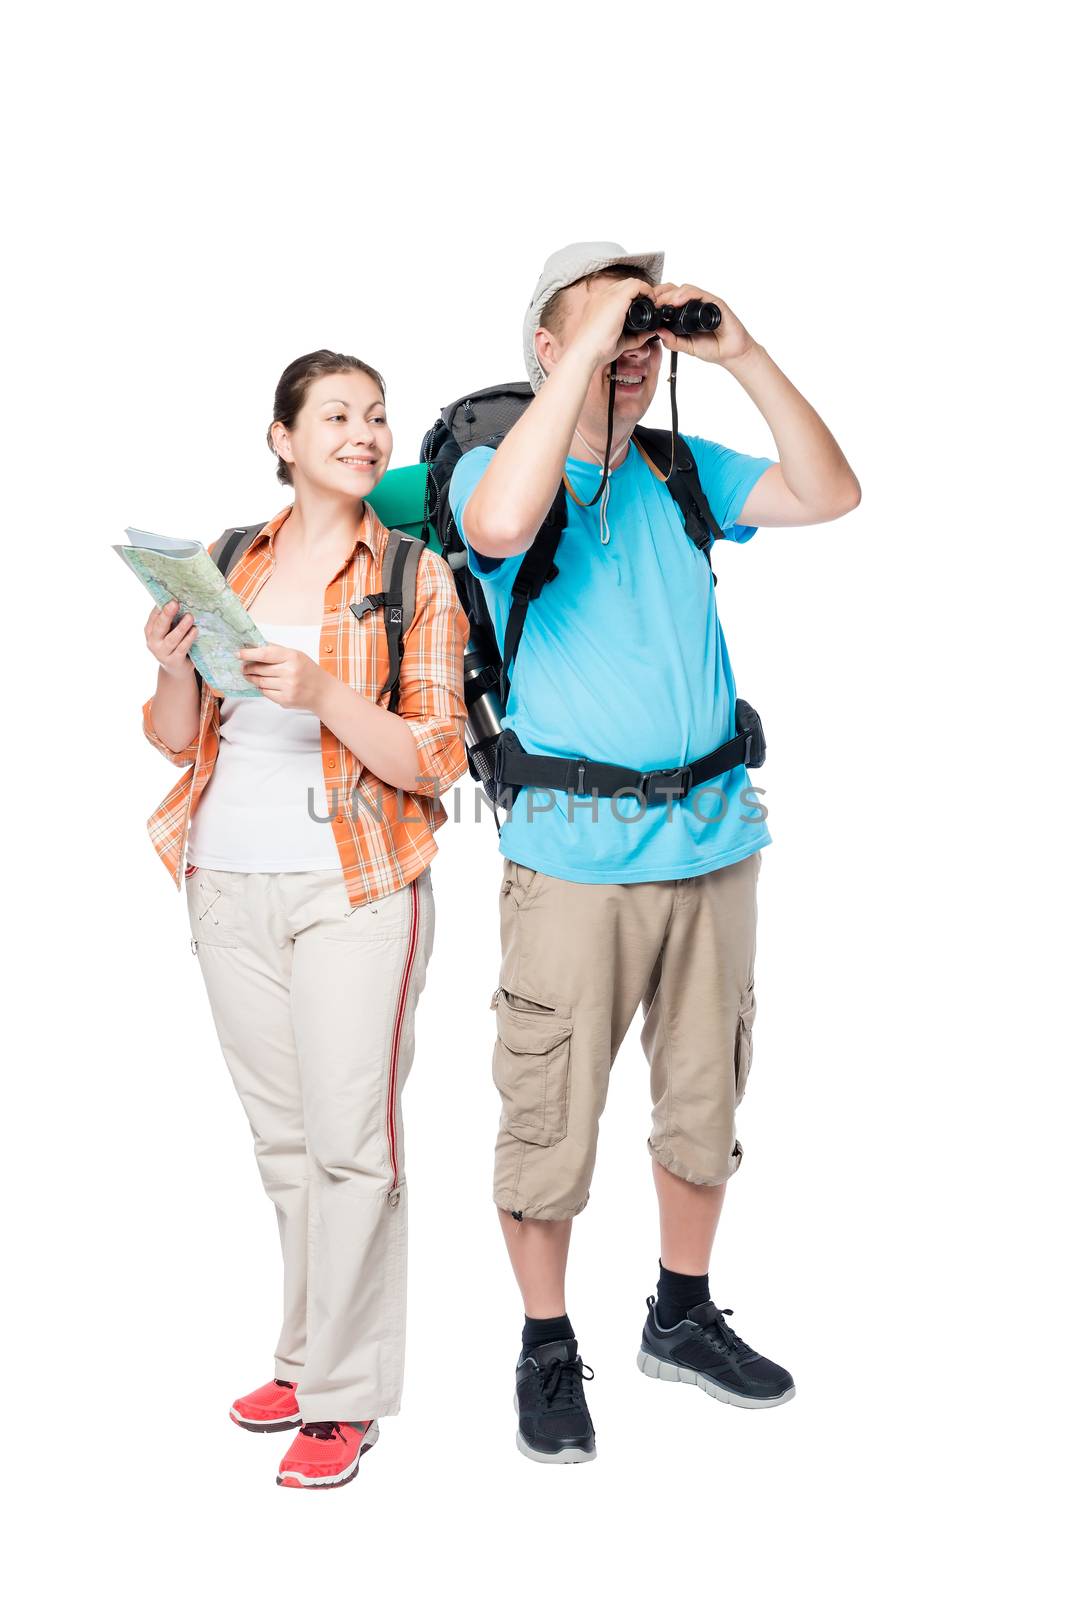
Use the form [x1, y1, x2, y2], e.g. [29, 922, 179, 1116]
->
[542, 273, 663, 432]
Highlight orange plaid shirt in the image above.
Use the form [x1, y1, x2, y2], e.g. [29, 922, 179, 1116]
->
[142, 502, 469, 907]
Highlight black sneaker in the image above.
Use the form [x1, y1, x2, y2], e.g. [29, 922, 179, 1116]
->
[514, 1338, 597, 1464]
[638, 1295, 795, 1408]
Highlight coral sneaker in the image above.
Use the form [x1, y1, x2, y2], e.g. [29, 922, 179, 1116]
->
[230, 1378, 302, 1433]
[276, 1420, 379, 1490]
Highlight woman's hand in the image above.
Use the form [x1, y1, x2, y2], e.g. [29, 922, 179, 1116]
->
[652, 282, 757, 367]
[238, 644, 330, 712]
[145, 599, 198, 677]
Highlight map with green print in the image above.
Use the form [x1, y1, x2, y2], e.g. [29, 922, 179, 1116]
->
[114, 527, 266, 698]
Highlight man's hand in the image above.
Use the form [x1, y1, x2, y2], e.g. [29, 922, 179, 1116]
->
[652, 282, 756, 367]
[238, 644, 329, 712]
[569, 275, 662, 369]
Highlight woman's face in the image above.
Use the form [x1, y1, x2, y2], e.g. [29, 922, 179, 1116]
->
[274, 369, 393, 497]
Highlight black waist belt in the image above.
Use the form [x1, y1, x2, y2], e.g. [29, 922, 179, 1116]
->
[495, 700, 765, 804]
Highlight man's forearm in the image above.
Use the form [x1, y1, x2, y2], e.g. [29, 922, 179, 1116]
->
[724, 344, 860, 515]
[465, 341, 597, 553]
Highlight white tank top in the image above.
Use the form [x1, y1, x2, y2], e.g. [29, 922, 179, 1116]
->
[186, 623, 341, 872]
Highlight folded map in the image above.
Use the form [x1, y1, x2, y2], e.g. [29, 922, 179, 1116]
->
[115, 527, 266, 698]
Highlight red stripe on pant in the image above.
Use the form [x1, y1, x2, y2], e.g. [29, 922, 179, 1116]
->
[386, 878, 419, 1197]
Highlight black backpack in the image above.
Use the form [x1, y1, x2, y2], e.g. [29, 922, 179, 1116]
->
[421, 384, 726, 704]
[420, 381, 726, 790]
[207, 522, 424, 712]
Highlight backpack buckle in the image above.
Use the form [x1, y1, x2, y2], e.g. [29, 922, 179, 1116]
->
[639, 765, 693, 801]
[735, 699, 766, 768]
[687, 513, 712, 552]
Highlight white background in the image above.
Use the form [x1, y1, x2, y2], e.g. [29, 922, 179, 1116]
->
[4, 2, 1063, 1595]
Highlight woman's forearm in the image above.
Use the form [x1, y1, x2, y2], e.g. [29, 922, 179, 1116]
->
[150, 663, 201, 753]
[314, 676, 422, 790]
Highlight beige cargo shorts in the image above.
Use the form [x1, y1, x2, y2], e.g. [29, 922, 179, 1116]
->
[490, 852, 760, 1222]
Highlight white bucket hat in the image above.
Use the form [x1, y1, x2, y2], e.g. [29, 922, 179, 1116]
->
[522, 241, 665, 392]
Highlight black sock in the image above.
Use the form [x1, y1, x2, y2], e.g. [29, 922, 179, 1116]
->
[521, 1313, 575, 1357]
[655, 1261, 710, 1327]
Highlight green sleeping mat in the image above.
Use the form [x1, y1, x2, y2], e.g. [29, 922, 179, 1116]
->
[365, 463, 440, 552]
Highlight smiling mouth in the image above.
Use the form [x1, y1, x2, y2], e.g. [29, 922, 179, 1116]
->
[336, 455, 377, 468]
[611, 373, 645, 386]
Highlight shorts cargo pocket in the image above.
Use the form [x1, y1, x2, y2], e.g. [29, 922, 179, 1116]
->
[491, 989, 573, 1147]
[734, 980, 756, 1104]
[501, 859, 542, 909]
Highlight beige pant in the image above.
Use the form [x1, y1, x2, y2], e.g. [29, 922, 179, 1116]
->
[491, 853, 760, 1221]
[185, 865, 433, 1423]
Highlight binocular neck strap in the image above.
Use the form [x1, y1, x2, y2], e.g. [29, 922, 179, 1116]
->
[566, 346, 683, 508]
[666, 349, 680, 478]
[566, 358, 617, 509]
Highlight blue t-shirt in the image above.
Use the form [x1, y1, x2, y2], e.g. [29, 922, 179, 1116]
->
[449, 434, 774, 883]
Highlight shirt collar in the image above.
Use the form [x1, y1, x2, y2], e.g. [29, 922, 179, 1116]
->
[252, 498, 390, 564]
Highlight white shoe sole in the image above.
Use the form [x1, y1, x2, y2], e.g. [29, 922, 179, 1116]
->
[230, 1405, 302, 1433]
[513, 1392, 596, 1464]
[637, 1349, 796, 1409]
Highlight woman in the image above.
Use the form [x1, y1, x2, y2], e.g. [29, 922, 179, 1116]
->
[140, 350, 468, 1489]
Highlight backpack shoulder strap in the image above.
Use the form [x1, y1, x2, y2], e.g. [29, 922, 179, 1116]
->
[399, 531, 421, 640]
[380, 530, 419, 712]
[633, 428, 723, 562]
[498, 486, 567, 713]
[350, 528, 424, 712]
[213, 523, 267, 577]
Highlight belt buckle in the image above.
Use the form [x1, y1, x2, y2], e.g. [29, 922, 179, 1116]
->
[640, 765, 693, 801]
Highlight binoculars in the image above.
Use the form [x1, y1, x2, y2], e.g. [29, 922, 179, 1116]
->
[624, 296, 722, 337]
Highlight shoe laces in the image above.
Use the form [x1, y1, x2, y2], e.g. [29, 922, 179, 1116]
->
[539, 1355, 594, 1409]
[701, 1306, 757, 1362]
[299, 1421, 346, 1441]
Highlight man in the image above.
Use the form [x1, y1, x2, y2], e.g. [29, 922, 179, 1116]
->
[448, 243, 860, 1464]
